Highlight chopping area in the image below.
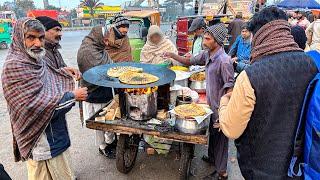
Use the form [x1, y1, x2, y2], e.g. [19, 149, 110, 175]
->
[83, 62, 209, 179]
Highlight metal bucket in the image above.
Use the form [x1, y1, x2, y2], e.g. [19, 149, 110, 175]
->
[125, 92, 158, 121]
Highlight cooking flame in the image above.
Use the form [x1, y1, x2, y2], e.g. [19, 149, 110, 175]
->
[125, 87, 158, 95]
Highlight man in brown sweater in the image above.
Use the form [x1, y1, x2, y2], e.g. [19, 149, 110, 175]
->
[106, 15, 133, 62]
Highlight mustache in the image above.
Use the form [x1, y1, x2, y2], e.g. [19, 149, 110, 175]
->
[30, 47, 44, 53]
[26, 47, 46, 60]
[55, 35, 62, 41]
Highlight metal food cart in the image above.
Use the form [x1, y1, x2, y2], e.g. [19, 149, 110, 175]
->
[83, 62, 208, 179]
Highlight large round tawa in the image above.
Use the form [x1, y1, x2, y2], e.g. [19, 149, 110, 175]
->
[83, 62, 176, 88]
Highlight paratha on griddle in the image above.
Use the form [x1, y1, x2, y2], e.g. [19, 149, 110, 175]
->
[107, 66, 143, 78]
[119, 72, 159, 85]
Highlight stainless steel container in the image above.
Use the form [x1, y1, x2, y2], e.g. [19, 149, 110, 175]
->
[125, 92, 157, 121]
[173, 70, 190, 87]
[189, 79, 206, 93]
[175, 115, 210, 134]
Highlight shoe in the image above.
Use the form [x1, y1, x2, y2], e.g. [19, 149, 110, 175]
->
[202, 155, 214, 164]
[109, 139, 118, 149]
[99, 146, 116, 159]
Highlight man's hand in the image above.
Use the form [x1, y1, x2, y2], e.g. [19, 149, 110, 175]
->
[220, 91, 232, 105]
[63, 67, 81, 80]
[213, 118, 221, 131]
[231, 57, 238, 63]
[224, 91, 233, 99]
[184, 53, 192, 59]
[162, 52, 173, 59]
[73, 87, 88, 101]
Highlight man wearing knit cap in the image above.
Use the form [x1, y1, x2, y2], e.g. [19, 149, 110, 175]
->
[105, 14, 133, 62]
[188, 17, 206, 56]
[36, 16, 80, 79]
[164, 23, 234, 179]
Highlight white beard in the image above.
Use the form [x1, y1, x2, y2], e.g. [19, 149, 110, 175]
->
[26, 47, 46, 60]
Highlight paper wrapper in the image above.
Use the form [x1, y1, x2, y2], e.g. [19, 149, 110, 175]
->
[170, 106, 213, 124]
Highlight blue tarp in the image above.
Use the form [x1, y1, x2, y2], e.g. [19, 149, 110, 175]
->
[277, 0, 320, 9]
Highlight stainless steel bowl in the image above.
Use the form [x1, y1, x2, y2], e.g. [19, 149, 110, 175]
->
[175, 115, 210, 134]
[189, 80, 206, 93]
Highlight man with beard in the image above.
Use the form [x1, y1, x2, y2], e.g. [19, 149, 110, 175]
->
[105, 15, 133, 62]
[218, 6, 318, 179]
[297, 11, 311, 30]
[36, 16, 80, 78]
[164, 24, 234, 179]
[1, 18, 88, 180]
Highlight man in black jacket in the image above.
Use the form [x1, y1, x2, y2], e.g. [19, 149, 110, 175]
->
[218, 7, 318, 179]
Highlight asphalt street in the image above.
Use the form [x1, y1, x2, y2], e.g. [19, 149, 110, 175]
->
[0, 29, 242, 180]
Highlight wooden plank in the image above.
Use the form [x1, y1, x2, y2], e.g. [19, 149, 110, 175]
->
[86, 120, 208, 145]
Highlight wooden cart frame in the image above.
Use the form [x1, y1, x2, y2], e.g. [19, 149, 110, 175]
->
[86, 112, 208, 180]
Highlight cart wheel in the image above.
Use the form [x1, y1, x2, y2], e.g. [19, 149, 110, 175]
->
[116, 134, 140, 174]
[179, 143, 194, 180]
[0, 42, 8, 49]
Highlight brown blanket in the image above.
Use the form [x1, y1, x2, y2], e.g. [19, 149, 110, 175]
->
[77, 26, 112, 92]
[106, 27, 133, 62]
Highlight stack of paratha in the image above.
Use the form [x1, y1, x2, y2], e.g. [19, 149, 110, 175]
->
[107, 66, 143, 78]
[119, 72, 159, 85]
[174, 103, 206, 117]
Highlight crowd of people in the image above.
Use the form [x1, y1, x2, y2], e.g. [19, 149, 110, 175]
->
[1, 5, 319, 180]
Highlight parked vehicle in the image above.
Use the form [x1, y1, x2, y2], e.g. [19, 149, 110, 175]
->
[174, 15, 231, 55]
[0, 20, 12, 49]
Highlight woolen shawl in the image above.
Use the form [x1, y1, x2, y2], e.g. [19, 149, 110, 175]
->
[1, 18, 74, 161]
[251, 20, 303, 63]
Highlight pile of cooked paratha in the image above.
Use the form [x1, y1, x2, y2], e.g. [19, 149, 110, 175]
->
[107, 66, 143, 78]
[107, 66, 159, 85]
[174, 103, 206, 117]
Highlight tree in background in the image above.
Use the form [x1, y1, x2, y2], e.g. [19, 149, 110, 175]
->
[43, 0, 49, 9]
[80, 0, 104, 18]
[14, 0, 35, 18]
[164, 0, 193, 15]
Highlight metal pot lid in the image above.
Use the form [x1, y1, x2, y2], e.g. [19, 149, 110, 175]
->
[83, 62, 176, 88]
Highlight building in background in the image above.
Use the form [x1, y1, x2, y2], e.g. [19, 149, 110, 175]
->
[77, 5, 122, 20]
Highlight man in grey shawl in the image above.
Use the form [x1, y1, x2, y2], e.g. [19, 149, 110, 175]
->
[1, 18, 88, 180]
[77, 26, 116, 159]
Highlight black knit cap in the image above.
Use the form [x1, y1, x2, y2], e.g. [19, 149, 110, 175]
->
[36, 16, 62, 31]
[291, 25, 307, 50]
[112, 14, 130, 28]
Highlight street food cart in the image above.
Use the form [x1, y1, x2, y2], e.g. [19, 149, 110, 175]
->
[83, 62, 208, 180]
